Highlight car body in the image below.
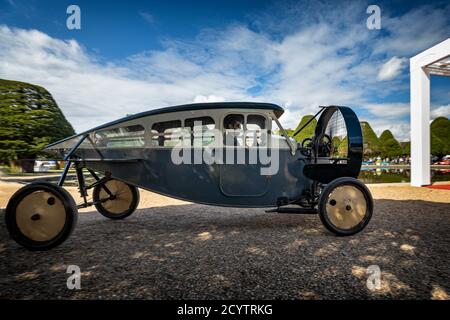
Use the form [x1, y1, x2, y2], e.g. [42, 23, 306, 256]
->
[44, 102, 363, 208]
[6, 102, 374, 250]
[34, 160, 56, 172]
[434, 159, 450, 165]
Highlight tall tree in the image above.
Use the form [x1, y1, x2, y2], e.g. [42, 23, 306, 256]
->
[291, 115, 317, 144]
[0, 79, 75, 172]
[430, 117, 450, 157]
[337, 136, 348, 157]
[360, 121, 381, 157]
[400, 141, 410, 155]
[379, 130, 402, 158]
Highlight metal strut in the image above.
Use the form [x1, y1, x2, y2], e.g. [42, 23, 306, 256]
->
[292, 106, 326, 138]
[56, 133, 115, 209]
[266, 207, 317, 214]
[75, 168, 115, 209]
[58, 134, 88, 187]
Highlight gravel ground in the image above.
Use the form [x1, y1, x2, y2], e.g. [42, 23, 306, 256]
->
[0, 182, 449, 300]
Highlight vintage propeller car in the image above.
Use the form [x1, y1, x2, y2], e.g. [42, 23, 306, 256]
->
[5, 102, 373, 250]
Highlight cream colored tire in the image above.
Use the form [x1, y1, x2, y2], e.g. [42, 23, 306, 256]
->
[318, 177, 373, 236]
[93, 179, 139, 220]
[5, 182, 78, 250]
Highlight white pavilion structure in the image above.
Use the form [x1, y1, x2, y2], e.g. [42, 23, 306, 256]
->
[410, 38, 450, 186]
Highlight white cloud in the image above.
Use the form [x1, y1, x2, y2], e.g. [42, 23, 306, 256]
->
[0, 25, 253, 131]
[377, 57, 408, 81]
[361, 103, 450, 141]
[193, 95, 226, 103]
[0, 3, 448, 138]
[374, 4, 450, 56]
[431, 104, 450, 119]
[364, 102, 410, 118]
[361, 102, 411, 141]
[365, 118, 411, 142]
[278, 108, 307, 130]
[139, 11, 156, 25]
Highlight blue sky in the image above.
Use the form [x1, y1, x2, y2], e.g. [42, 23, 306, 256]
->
[0, 0, 449, 140]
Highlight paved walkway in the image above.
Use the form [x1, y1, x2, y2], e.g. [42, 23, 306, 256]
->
[0, 183, 449, 299]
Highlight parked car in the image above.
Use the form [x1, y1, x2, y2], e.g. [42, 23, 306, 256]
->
[431, 155, 440, 163]
[33, 160, 57, 172]
[5, 103, 374, 250]
[434, 157, 450, 165]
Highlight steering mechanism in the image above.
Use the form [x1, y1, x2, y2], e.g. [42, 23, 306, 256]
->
[300, 133, 333, 158]
[300, 138, 313, 157]
[316, 133, 333, 157]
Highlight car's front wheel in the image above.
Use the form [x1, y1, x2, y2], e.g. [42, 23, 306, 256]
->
[5, 182, 78, 250]
[318, 177, 373, 236]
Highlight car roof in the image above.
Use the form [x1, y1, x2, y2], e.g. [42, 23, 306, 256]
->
[122, 102, 284, 120]
[45, 102, 284, 148]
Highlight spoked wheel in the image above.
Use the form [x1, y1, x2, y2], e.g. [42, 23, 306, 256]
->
[93, 179, 140, 220]
[5, 182, 78, 250]
[318, 177, 373, 236]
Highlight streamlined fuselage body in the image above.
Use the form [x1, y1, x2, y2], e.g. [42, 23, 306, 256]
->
[45, 102, 362, 208]
[82, 148, 309, 207]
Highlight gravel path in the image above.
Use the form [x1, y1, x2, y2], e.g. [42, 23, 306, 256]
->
[0, 183, 449, 299]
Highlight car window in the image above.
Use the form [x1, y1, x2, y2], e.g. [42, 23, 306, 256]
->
[223, 114, 244, 146]
[94, 124, 145, 148]
[151, 120, 182, 147]
[185, 116, 215, 147]
[324, 110, 347, 157]
[270, 117, 297, 149]
[246, 115, 267, 147]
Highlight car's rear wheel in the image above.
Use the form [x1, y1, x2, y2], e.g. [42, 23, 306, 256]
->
[318, 177, 373, 236]
[5, 182, 78, 250]
[93, 179, 139, 220]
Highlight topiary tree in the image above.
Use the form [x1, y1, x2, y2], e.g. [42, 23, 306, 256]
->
[431, 133, 447, 157]
[0, 79, 75, 172]
[360, 121, 381, 157]
[337, 136, 348, 157]
[383, 138, 403, 158]
[400, 141, 410, 156]
[379, 129, 395, 142]
[430, 117, 450, 157]
[378, 130, 402, 158]
[291, 115, 317, 143]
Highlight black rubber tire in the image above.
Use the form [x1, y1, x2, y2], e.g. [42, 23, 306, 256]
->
[93, 179, 140, 220]
[5, 182, 78, 251]
[318, 177, 373, 236]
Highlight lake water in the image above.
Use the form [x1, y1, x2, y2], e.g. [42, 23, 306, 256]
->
[358, 167, 450, 184]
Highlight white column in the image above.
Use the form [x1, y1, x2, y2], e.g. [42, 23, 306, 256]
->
[410, 65, 430, 186]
